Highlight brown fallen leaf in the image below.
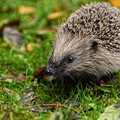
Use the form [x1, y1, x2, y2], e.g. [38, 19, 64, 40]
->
[34, 66, 45, 78]
[16, 73, 26, 81]
[18, 5, 35, 14]
[109, 0, 120, 8]
[27, 44, 33, 52]
[48, 11, 64, 20]
[33, 66, 56, 82]
[4, 73, 26, 82]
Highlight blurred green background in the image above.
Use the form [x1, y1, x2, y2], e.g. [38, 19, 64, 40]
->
[0, 0, 120, 120]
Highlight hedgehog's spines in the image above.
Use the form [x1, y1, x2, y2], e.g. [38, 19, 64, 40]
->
[59, 2, 120, 53]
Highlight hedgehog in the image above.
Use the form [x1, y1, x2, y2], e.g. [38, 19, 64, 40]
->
[44, 2, 120, 84]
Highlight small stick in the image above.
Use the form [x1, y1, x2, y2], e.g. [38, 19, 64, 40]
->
[19, 103, 81, 115]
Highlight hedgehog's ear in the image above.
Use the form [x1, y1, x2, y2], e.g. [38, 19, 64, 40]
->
[90, 40, 98, 52]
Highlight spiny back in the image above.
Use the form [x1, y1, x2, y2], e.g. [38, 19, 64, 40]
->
[61, 2, 120, 52]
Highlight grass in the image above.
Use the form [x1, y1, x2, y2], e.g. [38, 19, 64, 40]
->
[0, 0, 120, 119]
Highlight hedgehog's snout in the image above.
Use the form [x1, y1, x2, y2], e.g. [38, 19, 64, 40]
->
[44, 67, 54, 76]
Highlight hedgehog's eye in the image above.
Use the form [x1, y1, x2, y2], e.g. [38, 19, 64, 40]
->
[66, 56, 74, 63]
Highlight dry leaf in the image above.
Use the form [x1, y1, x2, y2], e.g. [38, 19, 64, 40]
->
[27, 44, 33, 52]
[34, 66, 45, 78]
[98, 104, 120, 120]
[3, 73, 26, 82]
[109, 0, 120, 8]
[48, 11, 64, 20]
[18, 5, 35, 14]
[16, 73, 26, 81]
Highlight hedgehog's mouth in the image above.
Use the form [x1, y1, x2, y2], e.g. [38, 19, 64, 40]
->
[44, 66, 66, 81]
[43, 75, 57, 82]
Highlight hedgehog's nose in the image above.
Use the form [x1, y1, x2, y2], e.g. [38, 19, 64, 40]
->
[45, 68, 53, 76]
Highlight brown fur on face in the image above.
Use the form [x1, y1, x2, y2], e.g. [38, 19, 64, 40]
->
[46, 2, 120, 81]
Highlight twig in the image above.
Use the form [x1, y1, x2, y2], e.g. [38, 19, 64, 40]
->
[19, 103, 81, 115]
[1, 103, 93, 118]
